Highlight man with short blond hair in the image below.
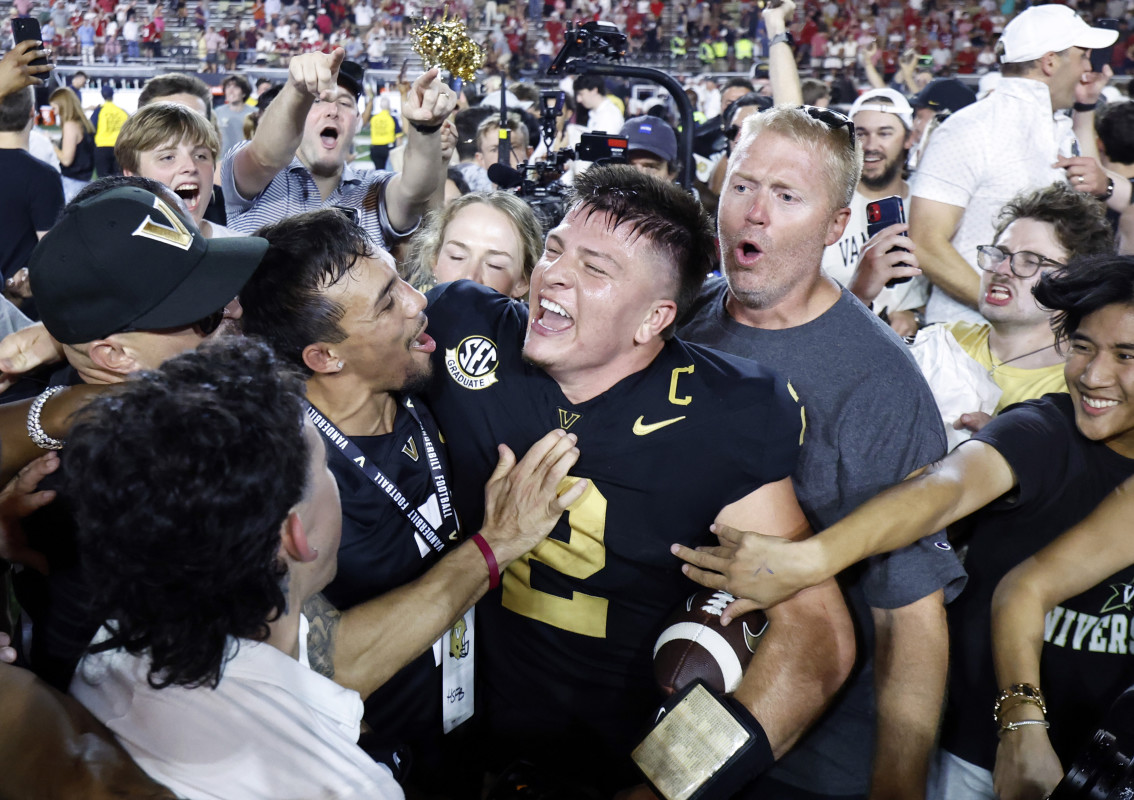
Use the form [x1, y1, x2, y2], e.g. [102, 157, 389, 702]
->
[681, 106, 965, 799]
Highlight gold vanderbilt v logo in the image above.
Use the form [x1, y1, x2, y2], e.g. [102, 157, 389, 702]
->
[131, 196, 194, 250]
[632, 415, 685, 436]
[558, 409, 580, 430]
[402, 437, 419, 461]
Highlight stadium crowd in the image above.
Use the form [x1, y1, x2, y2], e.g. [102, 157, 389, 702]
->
[11, 0, 1134, 76]
[2, 1, 1134, 799]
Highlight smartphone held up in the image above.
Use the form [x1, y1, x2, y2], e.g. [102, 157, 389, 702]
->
[10, 18, 52, 72]
[866, 195, 913, 288]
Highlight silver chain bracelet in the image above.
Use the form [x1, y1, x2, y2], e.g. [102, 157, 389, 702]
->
[27, 385, 67, 451]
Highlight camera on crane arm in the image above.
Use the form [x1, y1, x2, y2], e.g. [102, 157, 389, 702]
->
[486, 21, 633, 233]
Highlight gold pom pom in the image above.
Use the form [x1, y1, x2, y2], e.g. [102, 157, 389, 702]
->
[411, 12, 486, 82]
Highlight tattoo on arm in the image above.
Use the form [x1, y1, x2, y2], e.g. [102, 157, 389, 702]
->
[302, 592, 341, 680]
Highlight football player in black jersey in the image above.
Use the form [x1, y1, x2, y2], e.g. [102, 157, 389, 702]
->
[240, 208, 588, 797]
[424, 166, 855, 796]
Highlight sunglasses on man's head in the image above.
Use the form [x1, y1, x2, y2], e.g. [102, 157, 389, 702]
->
[798, 105, 856, 147]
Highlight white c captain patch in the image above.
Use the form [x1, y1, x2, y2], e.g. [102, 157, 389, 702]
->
[446, 335, 500, 390]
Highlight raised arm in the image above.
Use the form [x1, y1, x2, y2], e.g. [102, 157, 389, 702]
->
[381, 67, 456, 233]
[763, 0, 803, 107]
[989, 476, 1134, 800]
[674, 440, 1015, 607]
[304, 428, 587, 699]
[862, 41, 885, 89]
[230, 48, 345, 199]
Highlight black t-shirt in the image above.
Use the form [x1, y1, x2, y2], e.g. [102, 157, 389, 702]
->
[424, 281, 801, 787]
[942, 394, 1134, 768]
[320, 398, 460, 754]
[0, 149, 64, 281]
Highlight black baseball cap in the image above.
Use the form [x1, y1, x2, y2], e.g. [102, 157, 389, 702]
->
[338, 60, 365, 101]
[912, 78, 976, 115]
[30, 187, 269, 344]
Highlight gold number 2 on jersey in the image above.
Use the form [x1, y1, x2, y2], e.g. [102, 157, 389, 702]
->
[501, 477, 609, 637]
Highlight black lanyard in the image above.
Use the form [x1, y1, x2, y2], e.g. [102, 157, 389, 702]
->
[305, 397, 454, 554]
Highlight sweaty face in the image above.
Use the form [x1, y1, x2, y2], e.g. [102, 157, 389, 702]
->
[853, 109, 909, 192]
[324, 251, 435, 394]
[523, 206, 675, 393]
[298, 86, 359, 177]
[979, 217, 1066, 331]
[1066, 303, 1134, 458]
[129, 136, 216, 223]
[433, 203, 529, 298]
[717, 130, 849, 316]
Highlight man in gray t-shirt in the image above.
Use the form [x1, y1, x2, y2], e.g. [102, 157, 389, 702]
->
[679, 106, 965, 799]
[214, 75, 255, 158]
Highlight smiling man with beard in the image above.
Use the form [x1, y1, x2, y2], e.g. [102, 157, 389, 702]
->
[221, 48, 455, 249]
[820, 88, 929, 337]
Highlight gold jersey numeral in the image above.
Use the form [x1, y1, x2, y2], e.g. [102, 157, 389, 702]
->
[502, 477, 609, 637]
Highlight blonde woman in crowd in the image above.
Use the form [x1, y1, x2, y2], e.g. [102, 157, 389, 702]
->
[48, 87, 95, 201]
[407, 191, 542, 299]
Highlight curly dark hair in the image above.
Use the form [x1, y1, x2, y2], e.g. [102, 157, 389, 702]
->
[568, 165, 715, 339]
[65, 338, 309, 690]
[241, 209, 372, 374]
[1034, 255, 1134, 349]
[994, 183, 1114, 261]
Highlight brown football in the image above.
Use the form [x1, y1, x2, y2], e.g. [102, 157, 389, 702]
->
[653, 589, 768, 696]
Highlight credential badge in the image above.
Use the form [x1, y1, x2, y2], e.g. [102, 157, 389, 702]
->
[446, 335, 500, 390]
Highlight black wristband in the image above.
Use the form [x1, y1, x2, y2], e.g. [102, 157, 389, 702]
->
[1073, 101, 1099, 112]
[1100, 177, 1115, 200]
[409, 121, 443, 134]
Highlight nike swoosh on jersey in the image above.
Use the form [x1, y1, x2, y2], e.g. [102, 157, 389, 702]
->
[632, 415, 686, 435]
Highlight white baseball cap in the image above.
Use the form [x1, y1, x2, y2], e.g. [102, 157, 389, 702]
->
[848, 88, 914, 131]
[999, 5, 1118, 63]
